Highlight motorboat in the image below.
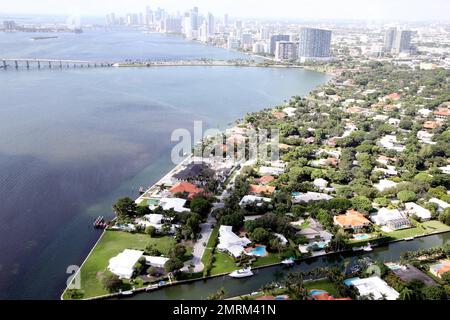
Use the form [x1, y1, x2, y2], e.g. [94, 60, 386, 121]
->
[352, 246, 364, 252]
[404, 237, 414, 241]
[363, 243, 373, 252]
[229, 267, 254, 278]
[120, 290, 134, 296]
[281, 258, 295, 266]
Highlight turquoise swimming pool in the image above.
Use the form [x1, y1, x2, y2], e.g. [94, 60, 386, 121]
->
[353, 234, 370, 240]
[248, 246, 267, 257]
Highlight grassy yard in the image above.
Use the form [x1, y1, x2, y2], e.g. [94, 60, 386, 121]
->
[304, 279, 341, 297]
[210, 252, 238, 275]
[201, 226, 219, 267]
[63, 230, 176, 299]
[422, 220, 450, 233]
[252, 252, 282, 268]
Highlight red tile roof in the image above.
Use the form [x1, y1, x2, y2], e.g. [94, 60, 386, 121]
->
[334, 210, 371, 229]
[249, 185, 276, 195]
[169, 182, 203, 199]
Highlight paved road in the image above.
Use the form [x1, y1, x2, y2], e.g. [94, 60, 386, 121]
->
[185, 213, 216, 273]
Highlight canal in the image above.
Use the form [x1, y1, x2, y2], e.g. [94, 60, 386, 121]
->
[124, 232, 449, 300]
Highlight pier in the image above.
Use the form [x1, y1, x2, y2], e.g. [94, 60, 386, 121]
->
[0, 58, 113, 70]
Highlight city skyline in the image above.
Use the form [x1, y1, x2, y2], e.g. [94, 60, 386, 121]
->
[1, 0, 450, 22]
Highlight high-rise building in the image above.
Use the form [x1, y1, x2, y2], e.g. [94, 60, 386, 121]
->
[207, 13, 215, 36]
[163, 17, 182, 34]
[3, 21, 16, 31]
[234, 20, 243, 29]
[241, 33, 253, 49]
[298, 27, 332, 61]
[269, 34, 290, 55]
[223, 14, 229, 27]
[145, 6, 154, 25]
[383, 27, 397, 53]
[393, 30, 412, 54]
[190, 7, 199, 30]
[275, 41, 299, 61]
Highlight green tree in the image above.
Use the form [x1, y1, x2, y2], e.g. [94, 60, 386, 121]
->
[249, 227, 270, 244]
[145, 226, 157, 237]
[399, 287, 415, 300]
[164, 258, 184, 273]
[113, 197, 137, 218]
[102, 274, 123, 293]
[421, 285, 447, 300]
[169, 244, 188, 260]
[351, 196, 372, 213]
[397, 190, 417, 203]
[190, 196, 212, 217]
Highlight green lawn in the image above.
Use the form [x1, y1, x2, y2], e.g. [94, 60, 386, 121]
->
[201, 226, 219, 267]
[422, 220, 450, 233]
[210, 252, 238, 275]
[304, 279, 341, 297]
[252, 253, 282, 268]
[63, 230, 176, 299]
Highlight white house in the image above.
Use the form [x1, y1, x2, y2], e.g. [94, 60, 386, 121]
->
[439, 165, 450, 175]
[429, 198, 450, 213]
[370, 208, 411, 230]
[144, 256, 170, 269]
[292, 192, 333, 204]
[374, 166, 398, 177]
[159, 198, 190, 213]
[283, 107, 297, 117]
[371, 208, 404, 225]
[374, 179, 398, 192]
[378, 135, 405, 152]
[274, 233, 288, 246]
[259, 166, 284, 176]
[239, 195, 271, 207]
[108, 249, 144, 279]
[404, 203, 432, 221]
[217, 225, 251, 258]
[313, 178, 329, 190]
[345, 276, 399, 300]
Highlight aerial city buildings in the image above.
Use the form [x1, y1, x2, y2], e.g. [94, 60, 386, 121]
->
[384, 27, 413, 54]
[103, 6, 337, 62]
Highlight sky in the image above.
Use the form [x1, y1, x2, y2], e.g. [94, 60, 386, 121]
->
[1, 0, 449, 22]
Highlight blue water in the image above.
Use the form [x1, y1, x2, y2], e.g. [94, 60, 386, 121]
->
[354, 234, 370, 240]
[310, 289, 327, 295]
[0, 29, 331, 299]
[249, 246, 267, 257]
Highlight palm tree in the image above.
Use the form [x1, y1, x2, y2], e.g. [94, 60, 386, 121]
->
[399, 287, 414, 300]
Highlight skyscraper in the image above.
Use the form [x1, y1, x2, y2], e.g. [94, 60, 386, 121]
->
[393, 30, 412, 54]
[298, 27, 332, 61]
[223, 14, 229, 27]
[275, 41, 299, 61]
[383, 27, 397, 53]
[207, 13, 215, 36]
[269, 34, 290, 55]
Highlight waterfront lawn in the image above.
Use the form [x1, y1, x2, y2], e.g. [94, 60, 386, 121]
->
[382, 227, 424, 240]
[252, 253, 282, 268]
[64, 230, 175, 299]
[210, 252, 237, 275]
[422, 220, 450, 233]
[210, 251, 282, 275]
[304, 279, 341, 297]
[201, 226, 220, 267]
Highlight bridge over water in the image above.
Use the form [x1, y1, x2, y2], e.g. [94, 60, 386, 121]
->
[1, 58, 113, 70]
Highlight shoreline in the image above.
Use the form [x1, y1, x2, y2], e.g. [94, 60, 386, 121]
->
[66, 229, 450, 300]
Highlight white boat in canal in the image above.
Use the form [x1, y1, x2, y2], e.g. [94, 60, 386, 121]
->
[281, 258, 295, 266]
[229, 267, 254, 278]
[405, 237, 415, 241]
[363, 243, 373, 252]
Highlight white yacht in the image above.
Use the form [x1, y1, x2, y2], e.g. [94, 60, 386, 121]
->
[281, 258, 295, 266]
[363, 243, 373, 252]
[229, 267, 254, 278]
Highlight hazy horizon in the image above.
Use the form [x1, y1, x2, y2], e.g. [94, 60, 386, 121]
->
[1, 0, 450, 22]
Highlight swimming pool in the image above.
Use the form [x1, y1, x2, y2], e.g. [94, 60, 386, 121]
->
[343, 278, 360, 286]
[292, 192, 302, 197]
[353, 234, 370, 240]
[248, 246, 267, 257]
[310, 289, 327, 296]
